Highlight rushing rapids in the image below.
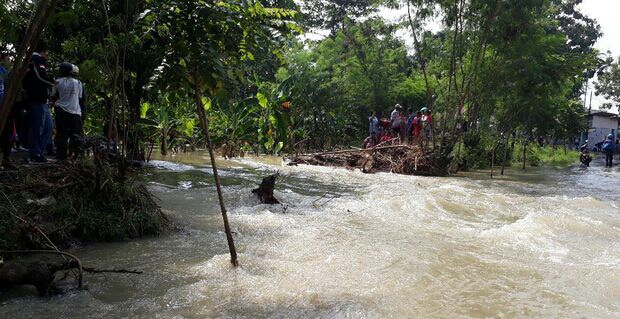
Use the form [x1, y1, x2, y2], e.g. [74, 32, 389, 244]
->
[1, 153, 619, 318]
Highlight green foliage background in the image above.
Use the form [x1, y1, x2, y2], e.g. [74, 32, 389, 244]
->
[0, 0, 607, 168]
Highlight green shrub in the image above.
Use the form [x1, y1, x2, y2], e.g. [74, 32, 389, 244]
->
[512, 144, 578, 168]
[0, 161, 171, 250]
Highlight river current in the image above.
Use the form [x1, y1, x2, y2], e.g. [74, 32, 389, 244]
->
[2, 154, 619, 318]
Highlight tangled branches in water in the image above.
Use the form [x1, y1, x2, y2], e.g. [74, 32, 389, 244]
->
[287, 144, 449, 176]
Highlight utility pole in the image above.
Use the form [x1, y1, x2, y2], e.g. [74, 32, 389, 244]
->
[585, 91, 593, 141]
[580, 76, 589, 145]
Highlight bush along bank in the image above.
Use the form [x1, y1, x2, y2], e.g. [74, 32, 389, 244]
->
[0, 160, 172, 251]
[458, 133, 580, 171]
[512, 144, 580, 168]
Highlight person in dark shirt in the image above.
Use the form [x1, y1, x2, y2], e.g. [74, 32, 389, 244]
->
[602, 134, 615, 167]
[0, 51, 14, 168]
[22, 51, 54, 162]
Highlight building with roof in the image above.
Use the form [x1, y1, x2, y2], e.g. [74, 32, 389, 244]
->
[584, 110, 619, 147]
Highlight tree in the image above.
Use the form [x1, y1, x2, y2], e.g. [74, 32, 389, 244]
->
[399, 0, 601, 172]
[297, 0, 378, 34]
[595, 56, 620, 112]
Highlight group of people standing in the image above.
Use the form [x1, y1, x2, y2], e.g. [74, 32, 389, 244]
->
[0, 47, 85, 167]
[365, 104, 432, 148]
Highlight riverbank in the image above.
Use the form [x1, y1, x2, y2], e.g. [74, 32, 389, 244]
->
[0, 160, 172, 251]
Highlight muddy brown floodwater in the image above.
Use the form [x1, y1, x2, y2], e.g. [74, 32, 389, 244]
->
[2, 153, 619, 318]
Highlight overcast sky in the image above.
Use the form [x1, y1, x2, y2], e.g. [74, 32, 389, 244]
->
[578, 0, 619, 111]
[579, 0, 620, 57]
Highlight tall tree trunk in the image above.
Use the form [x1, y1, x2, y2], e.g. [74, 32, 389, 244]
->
[500, 133, 510, 175]
[191, 68, 238, 267]
[522, 140, 527, 170]
[160, 129, 168, 156]
[407, 1, 433, 108]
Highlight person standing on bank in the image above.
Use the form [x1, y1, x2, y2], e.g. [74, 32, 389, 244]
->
[51, 62, 84, 161]
[391, 104, 403, 140]
[0, 51, 15, 168]
[602, 134, 615, 167]
[22, 50, 54, 163]
[368, 111, 379, 145]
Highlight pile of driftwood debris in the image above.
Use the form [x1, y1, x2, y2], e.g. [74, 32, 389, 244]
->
[288, 141, 446, 176]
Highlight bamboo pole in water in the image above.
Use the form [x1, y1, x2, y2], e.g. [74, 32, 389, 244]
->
[191, 68, 238, 267]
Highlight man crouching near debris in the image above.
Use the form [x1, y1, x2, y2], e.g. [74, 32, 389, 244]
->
[52, 62, 85, 161]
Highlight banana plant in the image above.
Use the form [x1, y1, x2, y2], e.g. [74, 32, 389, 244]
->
[139, 92, 197, 156]
[211, 97, 260, 156]
[255, 77, 294, 154]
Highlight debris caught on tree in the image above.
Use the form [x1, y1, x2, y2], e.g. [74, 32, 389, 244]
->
[287, 143, 448, 176]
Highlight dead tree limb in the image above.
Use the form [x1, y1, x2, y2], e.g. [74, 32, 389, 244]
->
[252, 173, 280, 204]
[82, 267, 142, 274]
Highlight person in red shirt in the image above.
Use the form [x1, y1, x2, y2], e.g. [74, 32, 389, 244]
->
[411, 111, 422, 143]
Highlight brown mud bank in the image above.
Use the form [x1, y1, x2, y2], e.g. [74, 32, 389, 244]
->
[0, 160, 172, 296]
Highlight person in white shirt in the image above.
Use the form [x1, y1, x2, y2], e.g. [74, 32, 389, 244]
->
[390, 104, 402, 136]
[52, 62, 85, 161]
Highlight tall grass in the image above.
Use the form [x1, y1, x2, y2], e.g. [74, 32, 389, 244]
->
[512, 144, 579, 168]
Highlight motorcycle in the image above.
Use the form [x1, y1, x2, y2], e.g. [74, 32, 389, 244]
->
[579, 143, 592, 167]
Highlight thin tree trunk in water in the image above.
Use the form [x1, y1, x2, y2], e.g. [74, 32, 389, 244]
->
[490, 148, 495, 178]
[522, 140, 527, 170]
[500, 133, 510, 175]
[192, 69, 238, 267]
[0, 0, 59, 133]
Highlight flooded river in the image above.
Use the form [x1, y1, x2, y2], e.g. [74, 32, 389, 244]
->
[2, 154, 619, 318]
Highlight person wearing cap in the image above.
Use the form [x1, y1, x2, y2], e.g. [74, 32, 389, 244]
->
[51, 62, 85, 161]
[70, 64, 87, 120]
[579, 139, 591, 167]
[22, 49, 54, 163]
[602, 134, 615, 167]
